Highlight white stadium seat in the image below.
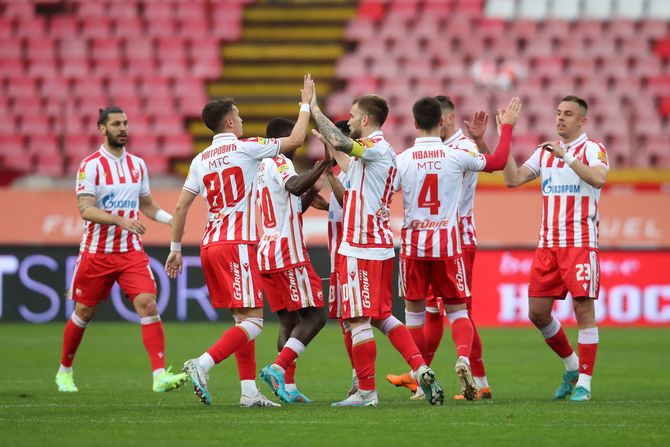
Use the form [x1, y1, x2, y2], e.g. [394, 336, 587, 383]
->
[485, 0, 516, 19]
[615, 0, 645, 20]
[518, 0, 549, 19]
[551, 0, 580, 20]
[582, 0, 614, 19]
[647, 0, 670, 19]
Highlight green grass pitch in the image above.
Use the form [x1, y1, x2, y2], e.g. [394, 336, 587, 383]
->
[1, 322, 668, 446]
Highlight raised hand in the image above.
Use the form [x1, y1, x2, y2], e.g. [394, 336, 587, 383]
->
[301, 73, 314, 105]
[500, 97, 522, 126]
[464, 111, 488, 140]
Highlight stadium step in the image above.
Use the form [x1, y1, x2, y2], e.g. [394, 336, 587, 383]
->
[222, 64, 335, 81]
[244, 6, 356, 24]
[242, 26, 345, 42]
[222, 44, 345, 62]
[208, 82, 331, 98]
[191, 0, 355, 158]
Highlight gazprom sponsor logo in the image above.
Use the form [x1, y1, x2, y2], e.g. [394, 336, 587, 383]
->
[542, 177, 580, 195]
[101, 193, 137, 210]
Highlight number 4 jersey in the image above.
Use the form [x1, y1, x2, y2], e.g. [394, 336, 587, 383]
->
[183, 133, 280, 247]
[395, 136, 488, 259]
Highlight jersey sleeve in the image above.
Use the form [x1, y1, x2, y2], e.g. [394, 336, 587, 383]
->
[138, 158, 151, 196]
[75, 159, 98, 196]
[183, 158, 201, 195]
[241, 137, 281, 160]
[393, 153, 405, 191]
[453, 148, 487, 172]
[273, 156, 299, 188]
[584, 142, 610, 171]
[522, 147, 542, 177]
[350, 137, 384, 161]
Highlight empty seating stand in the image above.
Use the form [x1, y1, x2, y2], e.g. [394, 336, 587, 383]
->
[329, 0, 669, 166]
[0, 0, 250, 179]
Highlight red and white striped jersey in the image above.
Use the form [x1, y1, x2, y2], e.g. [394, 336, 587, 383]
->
[444, 129, 479, 247]
[256, 155, 309, 272]
[394, 137, 488, 259]
[327, 171, 347, 273]
[339, 131, 397, 261]
[76, 145, 150, 254]
[183, 133, 280, 247]
[523, 133, 609, 249]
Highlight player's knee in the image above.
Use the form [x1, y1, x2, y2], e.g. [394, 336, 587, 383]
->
[133, 294, 158, 316]
[301, 307, 325, 329]
[238, 317, 264, 341]
[528, 308, 551, 327]
[75, 304, 95, 321]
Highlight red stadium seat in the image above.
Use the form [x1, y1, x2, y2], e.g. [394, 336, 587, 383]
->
[190, 58, 221, 79]
[72, 78, 105, 98]
[0, 18, 13, 40]
[76, 1, 106, 19]
[127, 135, 159, 157]
[107, 1, 140, 20]
[152, 116, 186, 136]
[174, 0, 206, 21]
[0, 117, 17, 136]
[90, 38, 122, 62]
[6, 78, 38, 98]
[357, 0, 385, 21]
[14, 18, 46, 38]
[25, 37, 56, 62]
[161, 134, 194, 157]
[58, 38, 89, 61]
[27, 135, 60, 156]
[0, 38, 23, 60]
[49, 17, 78, 38]
[79, 18, 113, 39]
[107, 77, 140, 98]
[186, 37, 220, 61]
[145, 19, 178, 38]
[122, 38, 154, 61]
[35, 153, 65, 177]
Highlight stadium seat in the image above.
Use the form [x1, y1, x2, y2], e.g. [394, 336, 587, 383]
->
[6, 78, 38, 99]
[648, 0, 670, 19]
[90, 39, 122, 62]
[550, 0, 580, 20]
[484, 0, 515, 19]
[161, 134, 194, 157]
[49, 17, 78, 38]
[27, 135, 60, 156]
[583, 0, 614, 19]
[518, 0, 548, 20]
[152, 115, 187, 136]
[35, 153, 65, 177]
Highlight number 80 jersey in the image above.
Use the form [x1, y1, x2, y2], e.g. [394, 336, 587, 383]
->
[183, 133, 281, 247]
[395, 137, 487, 259]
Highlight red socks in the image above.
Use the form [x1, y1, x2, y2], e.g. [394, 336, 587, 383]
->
[284, 361, 296, 384]
[352, 341, 376, 390]
[545, 328, 575, 358]
[60, 317, 87, 367]
[207, 326, 249, 364]
[469, 319, 486, 377]
[423, 309, 444, 366]
[449, 314, 474, 358]
[387, 325, 425, 371]
[140, 320, 166, 371]
[234, 340, 256, 381]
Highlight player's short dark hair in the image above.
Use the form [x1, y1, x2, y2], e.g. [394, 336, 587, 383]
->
[97, 106, 125, 125]
[352, 94, 389, 126]
[433, 95, 455, 113]
[334, 119, 350, 136]
[266, 118, 294, 138]
[560, 95, 588, 115]
[201, 99, 236, 133]
[413, 97, 443, 130]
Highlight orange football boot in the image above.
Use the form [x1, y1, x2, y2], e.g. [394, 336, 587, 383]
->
[386, 372, 418, 392]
